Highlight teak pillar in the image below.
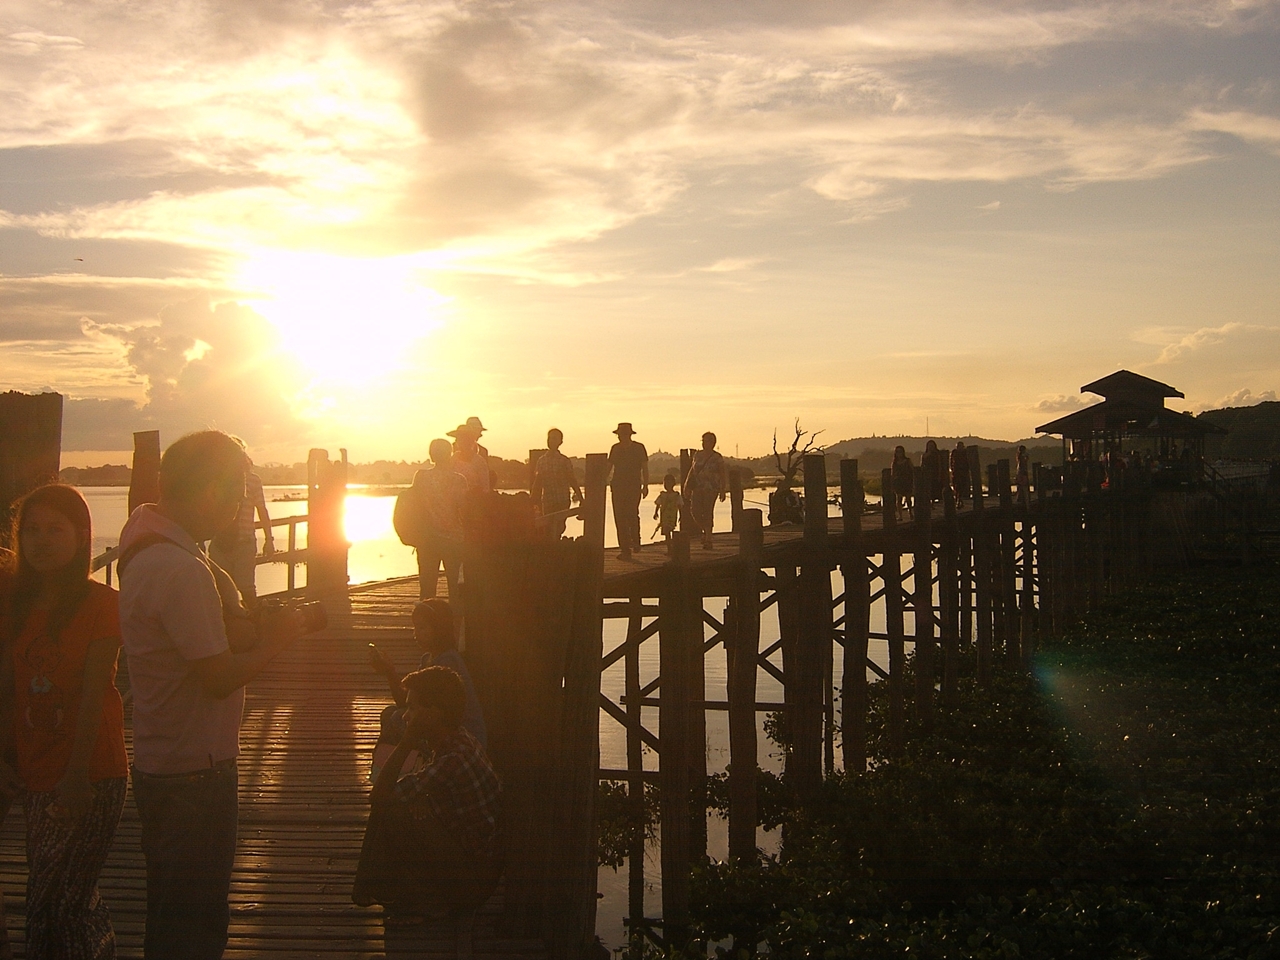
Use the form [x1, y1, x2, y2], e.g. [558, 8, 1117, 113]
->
[791, 452, 829, 802]
[912, 465, 935, 731]
[128, 430, 161, 514]
[306, 448, 349, 597]
[880, 468, 906, 756]
[0, 390, 62, 543]
[969, 448, 992, 686]
[727, 510, 762, 860]
[938, 484, 960, 708]
[839, 459, 869, 773]
[553, 453, 608, 960]
[659, 532, 697, 947]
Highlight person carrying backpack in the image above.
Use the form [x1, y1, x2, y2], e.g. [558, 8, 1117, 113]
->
[395, 439, 468, 601]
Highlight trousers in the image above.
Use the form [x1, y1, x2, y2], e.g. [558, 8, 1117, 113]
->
[611, 485, 642, 551]
[132, 762, 238, 960]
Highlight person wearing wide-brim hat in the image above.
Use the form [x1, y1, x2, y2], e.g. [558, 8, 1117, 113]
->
[607, 423, 649, 559]
[449, 423, 490, 493]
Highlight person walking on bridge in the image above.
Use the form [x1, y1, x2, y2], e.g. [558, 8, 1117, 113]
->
[685, 432, 727, 549]
[532, 428, 582, 540]
[607, 423, 649, 560]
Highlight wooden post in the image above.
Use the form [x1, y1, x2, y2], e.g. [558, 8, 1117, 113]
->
[939, 484, 960, 708]
[1020, 488, 1036, 664]
[997, 460, 1019, 665]
[912, 465, 934, 731]
[839, 460, 868, 773]
[552, 453, 606, 960]
[792, 453, 829, 802]
[624, 596, 646, 949]
[688, 581, 708, 863]
[970, 448, 992, 686]
[727, 510, 762, 860]
[729, 468, 744, 532]
[659, 531, 694, 947]
[881, 468, 906, 756]
[0, 390, 62, 544]
[128, 430, 161, 513]
[305, 448, 348, 597]
[958, 514, 973, 652]
[555, 453, 609, 960]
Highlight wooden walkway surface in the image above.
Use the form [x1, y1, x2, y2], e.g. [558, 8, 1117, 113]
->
[0, 578, 546, 960]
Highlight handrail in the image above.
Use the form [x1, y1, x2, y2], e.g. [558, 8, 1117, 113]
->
[91, 513, 310, 596]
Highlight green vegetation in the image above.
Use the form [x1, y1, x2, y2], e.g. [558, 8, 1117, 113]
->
[683, 565, 1280, 958]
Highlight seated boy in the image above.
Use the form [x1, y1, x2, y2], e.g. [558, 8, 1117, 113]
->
[368, 599, 486, 781]
[352, 667, 502, 916]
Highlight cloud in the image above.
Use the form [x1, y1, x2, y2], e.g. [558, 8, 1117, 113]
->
[1033, 394, 1101, 414]
[0, 278, 315, 452]
[1, 0, 1274, 279]
[100, 295, 313, 448]
[1211, 387, 1279, 409]
[1152, 322, 1278, 364]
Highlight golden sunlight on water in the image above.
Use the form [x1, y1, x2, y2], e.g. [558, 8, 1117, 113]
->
[342, 490, 396, 544]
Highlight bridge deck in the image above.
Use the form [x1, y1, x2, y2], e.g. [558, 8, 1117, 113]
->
[0, 578, 544, 959]
[602, 494, 1000, 591]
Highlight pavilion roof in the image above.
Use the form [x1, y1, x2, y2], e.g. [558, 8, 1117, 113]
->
[1080, 370, 1184, 401]
[1036, 398, 1226, 439]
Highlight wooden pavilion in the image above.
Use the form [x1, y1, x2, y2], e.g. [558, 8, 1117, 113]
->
[1035, 370, 1225, 468]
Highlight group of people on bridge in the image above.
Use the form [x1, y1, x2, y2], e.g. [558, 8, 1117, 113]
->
[889, 441, 1033, 520]
[0, 430, 503, 959]
[396, 419, 731, 603]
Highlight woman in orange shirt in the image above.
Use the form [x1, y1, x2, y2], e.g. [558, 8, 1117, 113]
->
[4, 484, 128, 960]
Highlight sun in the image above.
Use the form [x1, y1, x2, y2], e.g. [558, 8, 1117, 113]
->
[236, 250, 449, 386]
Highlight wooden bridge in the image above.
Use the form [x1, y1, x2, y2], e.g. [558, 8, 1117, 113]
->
[1, 438, 1264, 960]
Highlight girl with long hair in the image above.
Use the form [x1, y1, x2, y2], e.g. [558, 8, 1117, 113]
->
[2, 484, 128, 959]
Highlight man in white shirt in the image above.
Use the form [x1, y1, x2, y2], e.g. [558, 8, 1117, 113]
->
[118, 430, 308, 960]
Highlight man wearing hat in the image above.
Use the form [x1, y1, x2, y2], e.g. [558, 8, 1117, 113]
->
[607, 423, 649, 559]
[449, 419, 491, 493]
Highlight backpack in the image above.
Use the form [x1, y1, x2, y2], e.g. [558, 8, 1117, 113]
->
[393, 484, 429, 547]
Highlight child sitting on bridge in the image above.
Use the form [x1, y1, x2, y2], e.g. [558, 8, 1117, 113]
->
[352, 666, 502, 919]
[368, 599, 486, 783]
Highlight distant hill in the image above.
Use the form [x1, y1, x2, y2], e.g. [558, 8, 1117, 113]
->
[1199, 401, 1280, 459]
[59, 464, 131, 486]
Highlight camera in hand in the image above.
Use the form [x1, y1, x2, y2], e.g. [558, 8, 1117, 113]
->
[257, 599, 329, 634]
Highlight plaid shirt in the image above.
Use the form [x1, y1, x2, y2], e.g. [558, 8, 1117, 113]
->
[395, 727, 501, 857]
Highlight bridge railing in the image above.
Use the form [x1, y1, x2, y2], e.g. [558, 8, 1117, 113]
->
[91, 513, 310, 596]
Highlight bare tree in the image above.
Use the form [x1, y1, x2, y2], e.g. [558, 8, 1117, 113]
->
[769, 420, 823, 524]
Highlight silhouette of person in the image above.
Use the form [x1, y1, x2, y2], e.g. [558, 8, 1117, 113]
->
[653, 474, 681, 542]
[950, 441, 970, 507]
[921, 440, 941, 505]
[607, 423, 649, 559]
[532, 428, 582, 540]
[449, 422, 490, 493]
[685, 432, 727, 549]
[891, 445, 913, 520]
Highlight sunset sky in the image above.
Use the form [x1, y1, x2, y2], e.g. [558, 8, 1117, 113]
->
[3, 0, 1278, 465]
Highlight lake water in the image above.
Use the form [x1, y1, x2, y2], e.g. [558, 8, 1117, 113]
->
[79, 486, 889, 949]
